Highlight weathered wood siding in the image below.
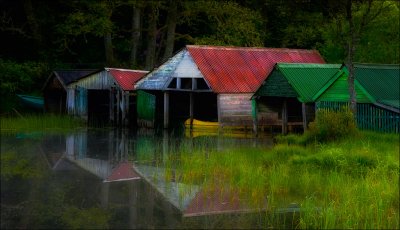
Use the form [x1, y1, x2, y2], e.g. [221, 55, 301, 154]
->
[317, 101, 399, 133]
[218, 93, 253, 128]
[256, 98, 281, 126]
[68, 71, 114, 90]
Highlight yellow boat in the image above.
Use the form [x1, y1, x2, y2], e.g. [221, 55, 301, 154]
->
[184, 119, 258, 138]
[184, 118, 219, 130]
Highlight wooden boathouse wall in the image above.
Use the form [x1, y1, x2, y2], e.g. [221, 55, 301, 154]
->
[67, 69, 147, 126]
[316, 101, 399, 133]
[43, 75, 66, 114]
[314, 64, 400, 133]
[253, 63, 342, 134]
[42, 70, 95, 114]
[218, 94, 253, 129]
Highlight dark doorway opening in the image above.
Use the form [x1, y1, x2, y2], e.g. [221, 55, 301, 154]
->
[88, 90, 110, 127]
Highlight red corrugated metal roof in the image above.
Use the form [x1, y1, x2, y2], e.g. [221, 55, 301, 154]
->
[187, 45, 325, 93]
[108, 68, 148, 91]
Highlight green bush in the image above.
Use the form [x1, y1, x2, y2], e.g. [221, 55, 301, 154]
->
[0, 59, 50, 112]
[306, 107, 358, 142]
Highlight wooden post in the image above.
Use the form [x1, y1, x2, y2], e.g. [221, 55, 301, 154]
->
[282, 99, 288, 134]
[192, 78, 197, 90]
[302, 103, 307, 132]
[125, 93, 130, 126]
[109, 88, 114, 125]
[177, 78, 181, 89]
[252, 98, 258, 136]
[121, 91, 126, 127]
[164, 91, 169, 129]
[189, 92, 194, 129]
[116, 90, 120, 126]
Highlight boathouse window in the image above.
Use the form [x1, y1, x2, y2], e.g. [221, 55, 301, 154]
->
[167, 77, 210, 91]
[168, 78, 177, 89]
[196, 78, 209, 90]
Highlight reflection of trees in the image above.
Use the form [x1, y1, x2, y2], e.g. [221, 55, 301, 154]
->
[1, 137, 110, 229]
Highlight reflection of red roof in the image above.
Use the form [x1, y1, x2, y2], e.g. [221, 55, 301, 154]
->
[104, 162, 141, 182]
[187, 45, 325, 93]
[108, 68, 148, 91]
[183, 187, 260, 217]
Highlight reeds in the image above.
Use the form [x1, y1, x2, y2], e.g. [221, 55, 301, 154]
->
[165, 131, 399, 229]
[1, 114, 85, 133]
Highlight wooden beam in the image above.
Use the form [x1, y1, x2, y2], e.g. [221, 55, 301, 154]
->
[192, 78, 197, 90]
[109, 88, 114, 125]
[121, 91, 126, 126]
[189, 92, 194, 129]
[302, 102, 307, 132]
[164, 91, 169, 129]
[252, 98, 258, 136]
[177, 78, 181, 89]
[282, 99, 288, 134]
[116, 89, 120, 126]
[125, 93, 130, 126]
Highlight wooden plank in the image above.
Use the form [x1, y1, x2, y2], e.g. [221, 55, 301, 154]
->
[189, 92, 194, 129]
[109, 88, 114, 124]
[164, 91, 169, 129]
[252, 99, 258, 136]
[117, 90, 120, 126]
[282, 99, 288, 134]
[302, 103, 307, 132]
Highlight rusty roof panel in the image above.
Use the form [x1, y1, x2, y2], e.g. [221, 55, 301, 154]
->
[187, 45, 325, 93]
[107, 68, 148, 91]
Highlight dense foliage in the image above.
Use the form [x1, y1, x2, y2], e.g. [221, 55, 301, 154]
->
[0, 0, 399, 112]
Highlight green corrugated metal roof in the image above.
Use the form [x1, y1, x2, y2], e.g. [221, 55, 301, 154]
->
[378, 100, 400, 109]
[355, 64, 400, 108]
[275, 63, 341, 102]
[316, 71, 374, 103]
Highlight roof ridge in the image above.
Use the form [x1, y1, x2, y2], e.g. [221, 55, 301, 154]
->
[354, 63, 400, 69]
[186, 45, 319, 52]
[106, 68, 149, 72]
[53, 69, 97, 72]
[277, 63, 341, 68]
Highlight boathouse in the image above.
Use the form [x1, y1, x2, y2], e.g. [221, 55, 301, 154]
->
[314, 63, 399, 133]
[253, 63, 342, 134]
[42, 70, 96, 114]
[134, 45, 325, 129]
[67, 68, 148, 126]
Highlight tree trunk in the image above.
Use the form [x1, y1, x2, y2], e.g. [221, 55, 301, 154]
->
[130, 4, 141, 68]
[345, 0, 357, 116]
[23, 0, 42, 48]
[162, 0, 178, 62]
[104, 32, 115, 67]
[145, 4, 158, 71]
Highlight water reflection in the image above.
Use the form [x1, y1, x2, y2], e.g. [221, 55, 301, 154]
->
[1, 129, 273, 229]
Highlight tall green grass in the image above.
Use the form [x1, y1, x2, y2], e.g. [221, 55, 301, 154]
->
[1, 114, 85, 133]
[165, 131, 399, 229]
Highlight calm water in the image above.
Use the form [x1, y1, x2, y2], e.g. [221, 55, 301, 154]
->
[1, 128, 274, 229]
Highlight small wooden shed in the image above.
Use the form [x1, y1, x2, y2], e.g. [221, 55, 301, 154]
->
[42, 70, 96, 114]
[314, 63, 399, 133]
[67, 68, 148, 126]
[253, 63, 341, 134]
[135, 45, 325, 130]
